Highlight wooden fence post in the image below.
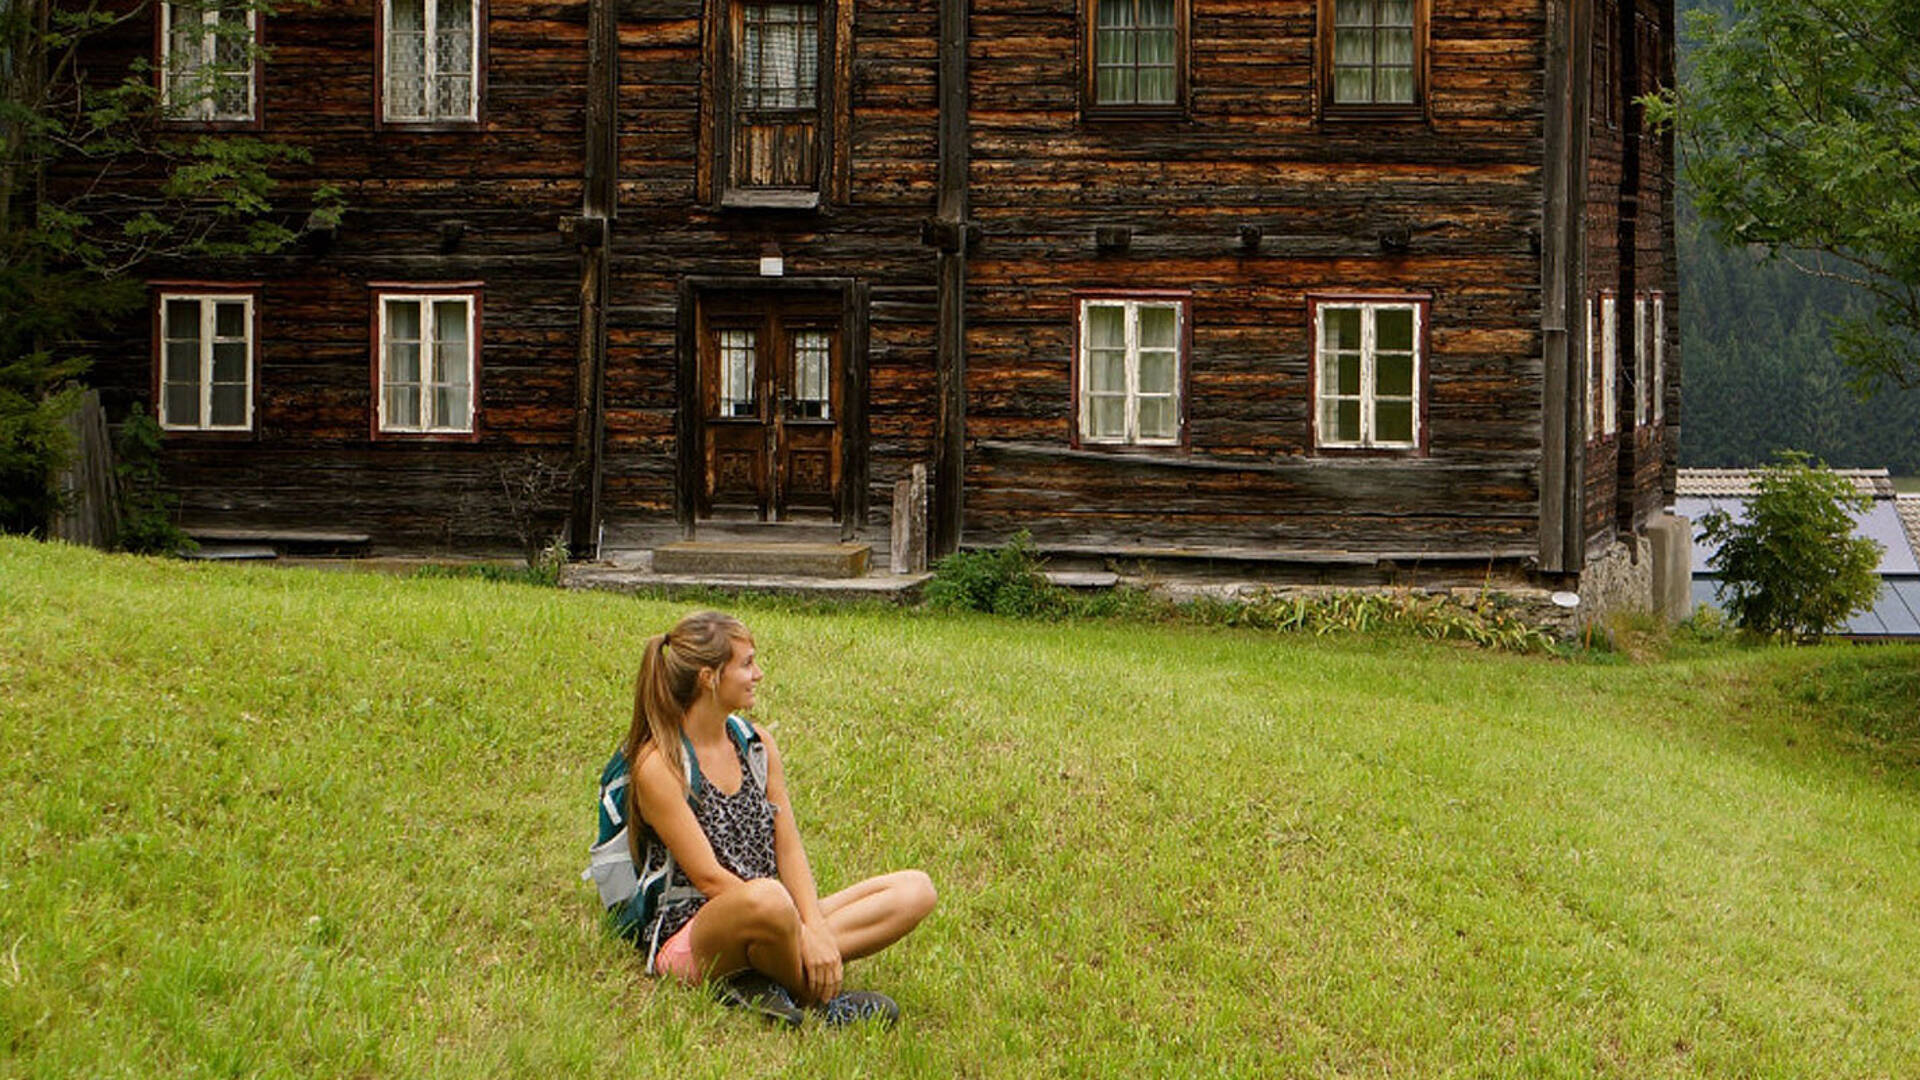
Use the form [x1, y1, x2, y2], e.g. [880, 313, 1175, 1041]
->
[49, 390, 120, 550]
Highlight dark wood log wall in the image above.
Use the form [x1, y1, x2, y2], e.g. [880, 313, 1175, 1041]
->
[598, 0, 942, 542]
[962, 0, 1551, 556]
[1581, 0, 1675, 553]
[80, 0, 595, 548]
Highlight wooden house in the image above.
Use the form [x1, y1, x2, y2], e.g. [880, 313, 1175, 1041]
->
[79, 0, 1679, 596]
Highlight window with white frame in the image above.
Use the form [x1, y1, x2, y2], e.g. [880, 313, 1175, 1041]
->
[1652, 293, 1666, 424]
[1314, 299, 1422, 449]
[378, 293, 476, 433]
[383, 0, 479, 122]
[161, 1, 256, 122]
[1633, 293, 1649, 428]
[1600, 293, 1617, 437]
[159, 293, 253, 431]
[1078, 297, 1184, 445]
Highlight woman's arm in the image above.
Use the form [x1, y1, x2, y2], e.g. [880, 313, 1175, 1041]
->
[631, 747, 744, 899]
[761, 727, 843, 1000]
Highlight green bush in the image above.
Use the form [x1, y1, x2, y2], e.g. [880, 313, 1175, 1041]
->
[924, 530, 1067, 616]
[115, 404, 195, 555]
[1696, 452, 1882, 642]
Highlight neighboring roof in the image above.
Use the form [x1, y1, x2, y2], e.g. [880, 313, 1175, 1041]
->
[1689, 576, 1920, 638]
[1676, 467, 1895, 499]
[1673, 468, 1920, 638]
[1672, 496, 1920, 575]
[1899, 495, 1920, 559]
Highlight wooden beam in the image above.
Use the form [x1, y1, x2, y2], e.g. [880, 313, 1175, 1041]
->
[570, 0, 617, 556]
[930, 0, 969, 557]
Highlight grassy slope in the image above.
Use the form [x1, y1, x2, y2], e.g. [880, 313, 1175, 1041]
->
[2, 538, 1918, 1078]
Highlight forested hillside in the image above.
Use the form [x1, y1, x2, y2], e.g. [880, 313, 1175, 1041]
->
[1675, 0, 1920, 472]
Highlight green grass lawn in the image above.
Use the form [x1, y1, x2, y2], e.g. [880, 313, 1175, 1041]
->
[4, 538, 1919, 1078]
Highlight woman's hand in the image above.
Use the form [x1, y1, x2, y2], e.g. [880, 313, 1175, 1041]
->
[797, 922, 843, 1004]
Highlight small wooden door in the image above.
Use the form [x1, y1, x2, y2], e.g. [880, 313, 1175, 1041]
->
[699, 295, 843, 520]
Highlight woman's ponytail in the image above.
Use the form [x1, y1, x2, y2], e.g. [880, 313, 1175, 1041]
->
[620, 612, 751, 842]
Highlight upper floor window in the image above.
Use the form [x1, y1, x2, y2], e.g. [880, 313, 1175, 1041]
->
[1321, 0, 1425, 117]
[158, 292, 254, 431]
[1652, 293, 1666, 425]
[1084, 0, 1186, 115]
[377, 290, 478, 434]
[382, 0, 480, 124]
[161, 2, 256, 122]
[1076, 296, 1187, 446]
[1312, 297, 1426, 451]
[1588, 292, 1617, 439]
[721, 0, 826, 204]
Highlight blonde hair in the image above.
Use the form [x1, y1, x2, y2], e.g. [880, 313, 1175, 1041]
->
[622, 611, 751, 833]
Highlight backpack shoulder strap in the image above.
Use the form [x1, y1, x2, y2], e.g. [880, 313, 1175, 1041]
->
[725, 714, 769, 791]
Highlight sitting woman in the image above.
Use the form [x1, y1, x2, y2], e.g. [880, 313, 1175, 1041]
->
[612, 610, 935, 1025]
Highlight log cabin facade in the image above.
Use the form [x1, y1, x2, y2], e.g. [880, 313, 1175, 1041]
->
[78, 0, 1677, 587]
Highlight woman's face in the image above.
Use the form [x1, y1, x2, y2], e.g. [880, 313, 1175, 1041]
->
[711, 636, 762, 712]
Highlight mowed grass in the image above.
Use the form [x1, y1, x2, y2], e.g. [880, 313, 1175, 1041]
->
[3, 538, 1919, 1079]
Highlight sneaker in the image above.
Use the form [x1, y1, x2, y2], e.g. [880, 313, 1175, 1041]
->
[712, 972, 804, 1027]
[816, 989, 899, 1028]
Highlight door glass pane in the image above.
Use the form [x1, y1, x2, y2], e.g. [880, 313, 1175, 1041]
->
[791, 330, 831, 419]
[719, 329, 756, 418]
[1375, 400, 1414, 445]
[1377, 66, 1413, 104]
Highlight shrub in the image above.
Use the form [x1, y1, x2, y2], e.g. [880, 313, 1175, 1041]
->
[924, 531, 1066, 616]
[1696, 452, 1882, 642]
[115, 404, 195, 555]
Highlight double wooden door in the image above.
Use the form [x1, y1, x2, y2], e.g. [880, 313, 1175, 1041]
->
[699, 294, 843, 519]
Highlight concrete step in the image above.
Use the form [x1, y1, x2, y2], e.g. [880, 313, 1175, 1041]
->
[689, 521, 847, 544]
[651, 541, 871, 578]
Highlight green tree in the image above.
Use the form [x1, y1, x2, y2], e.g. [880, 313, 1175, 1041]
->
[1651, 0, 1920, 390]
[0, 0, 340, 536]
[1696, 452, 1883, 642]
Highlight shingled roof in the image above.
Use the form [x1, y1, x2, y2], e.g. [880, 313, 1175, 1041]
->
[1675, 467, 1896, 499]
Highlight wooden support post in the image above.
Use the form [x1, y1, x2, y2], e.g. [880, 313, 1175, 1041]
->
[891, 463, 928, 573]
[1538, 0, 1591, 575]
[570, 0, 617, 557]
[929, 0, 969, 558]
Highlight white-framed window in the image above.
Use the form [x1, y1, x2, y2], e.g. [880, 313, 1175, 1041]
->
[161, 1, 256, 122]
[1601, 293, 1617, 437]
[718, 328, 757, 418]
[377, 292, 477, 433]
[1312, 298, 1424, 450]
[382, 0, 479, 123]
[1633, 292, 1649, 428]
[158, 293, 254, 431]
[1077, 296, 1185, 446]
[1652, 292, 1666, 424]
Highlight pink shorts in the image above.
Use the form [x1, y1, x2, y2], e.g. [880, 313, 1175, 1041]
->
[653, 921, 701, 984]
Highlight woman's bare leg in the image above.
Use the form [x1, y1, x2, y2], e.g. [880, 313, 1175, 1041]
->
[819, 869, 937, 961]
[685, 878, 808, 993]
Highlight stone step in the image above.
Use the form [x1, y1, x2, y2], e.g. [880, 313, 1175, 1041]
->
[184, 527, 372, 558]
[650, 541, 871, 578]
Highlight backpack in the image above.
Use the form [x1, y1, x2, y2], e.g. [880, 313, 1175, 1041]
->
[582, 714, 768, 963]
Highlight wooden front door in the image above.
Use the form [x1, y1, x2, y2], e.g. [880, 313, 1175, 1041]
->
[699, 294, 843, 520]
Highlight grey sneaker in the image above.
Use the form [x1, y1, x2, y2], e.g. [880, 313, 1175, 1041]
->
[817, 989, 899, 1028]
[713, 972, 804, 1027]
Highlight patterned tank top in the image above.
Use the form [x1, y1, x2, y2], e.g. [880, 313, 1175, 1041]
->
[651, 732, 780, 943]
